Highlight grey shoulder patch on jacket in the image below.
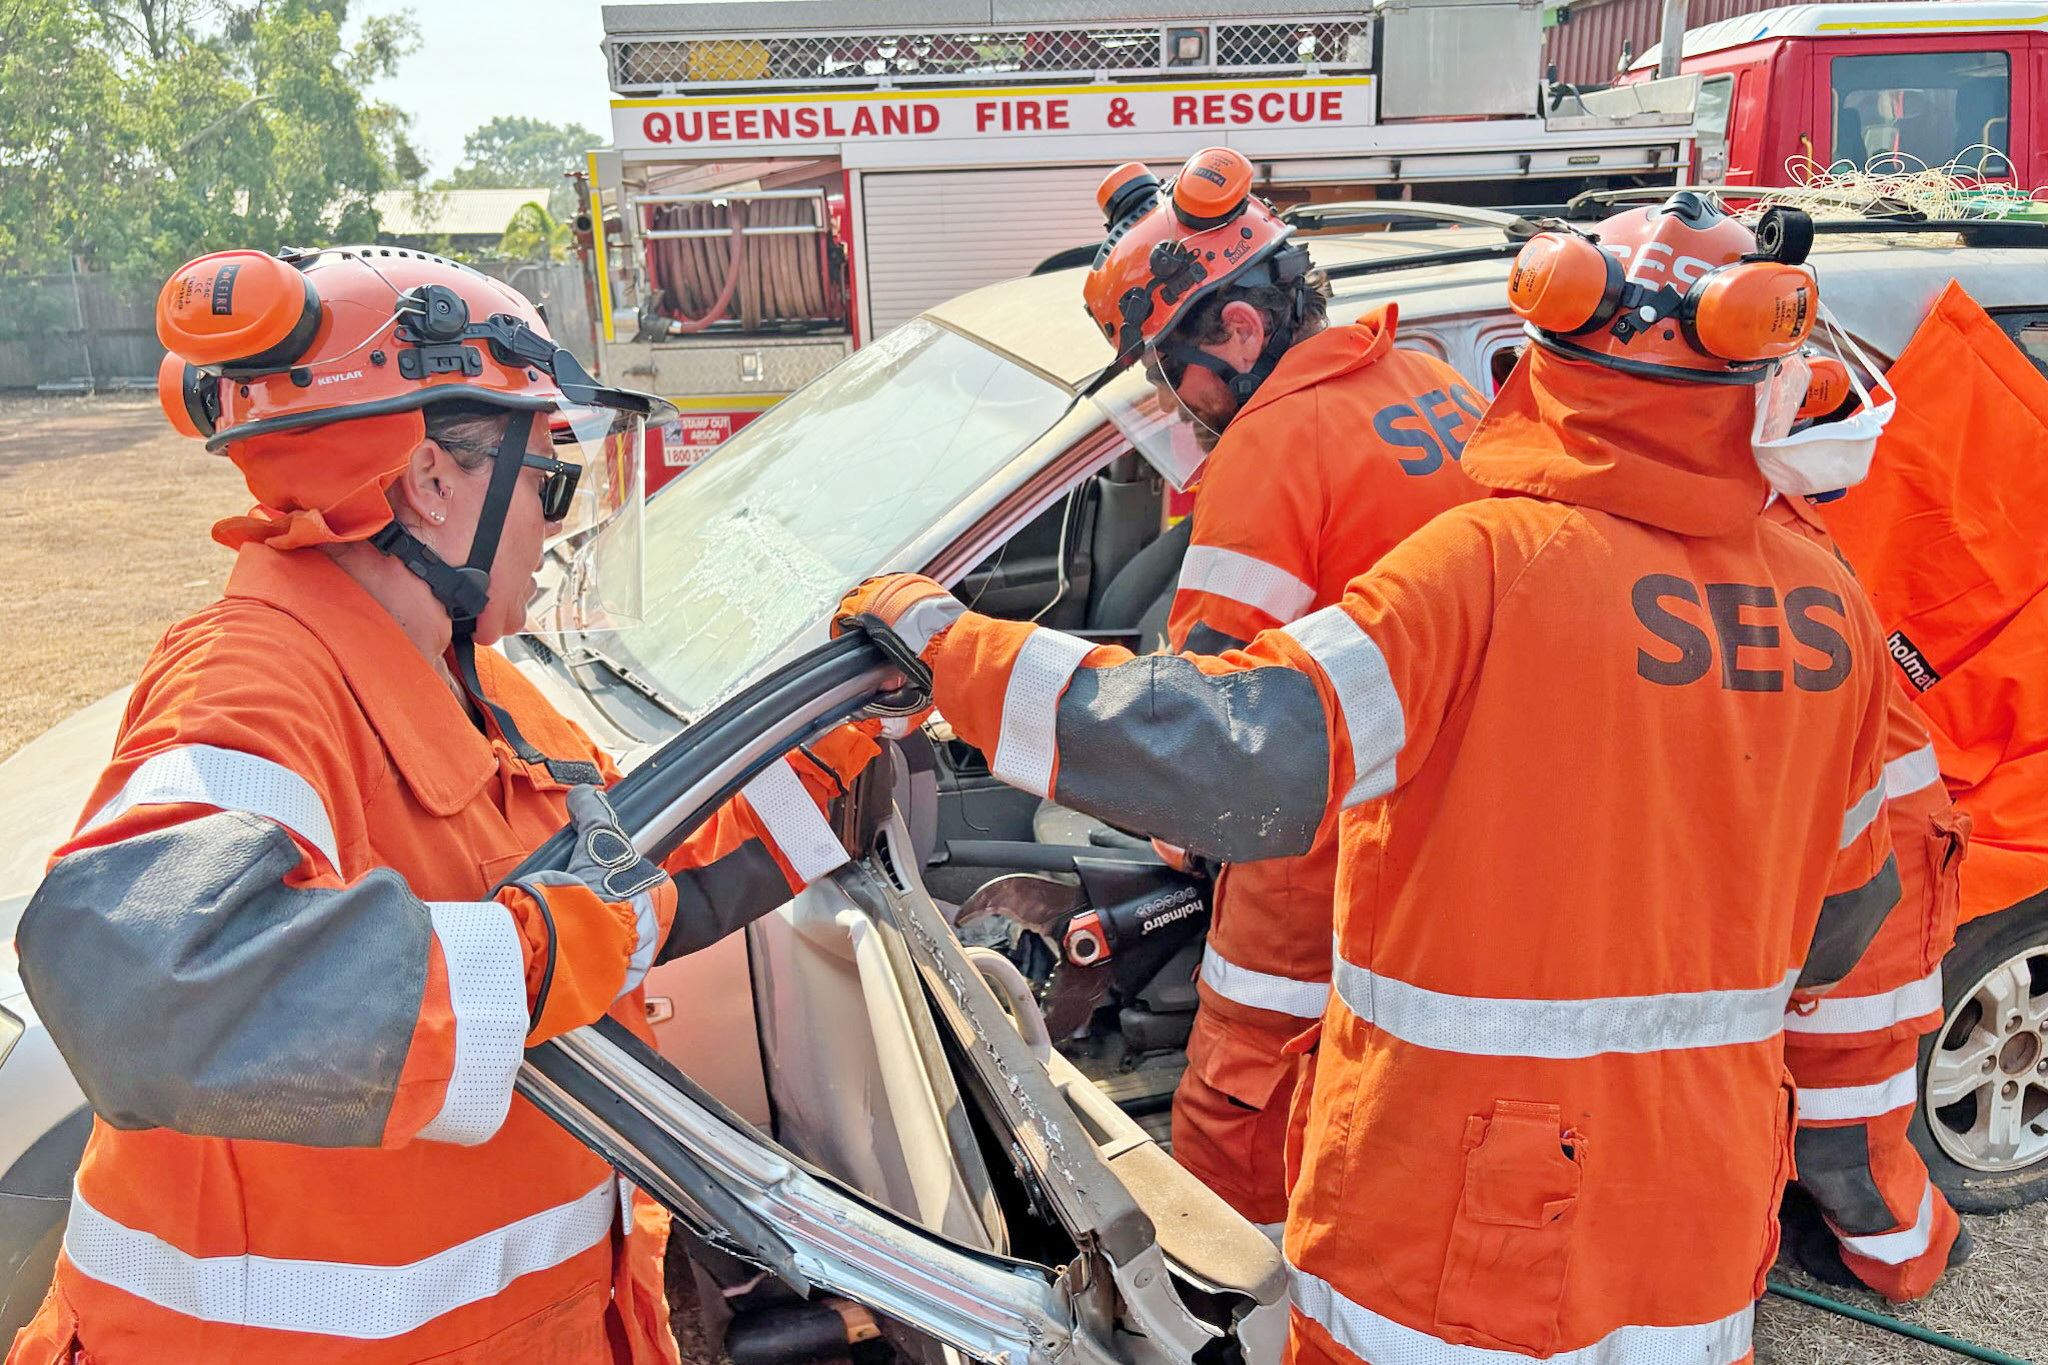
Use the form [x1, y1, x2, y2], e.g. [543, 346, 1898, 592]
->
[1053, 654, 1328, 863]
[17, 812, 431, 1148]
[1799, 854, 1902, 991]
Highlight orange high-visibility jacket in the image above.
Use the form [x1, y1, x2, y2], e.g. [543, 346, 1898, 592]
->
[9, 545, 858, 1365]
[1770, 496, 1966, 1301]
[1824, 281, 2048, 922]
[1170, 307, 1484, 1011]
[1166, 308, 1482, 1222]
[903, 347, 1900, 1363]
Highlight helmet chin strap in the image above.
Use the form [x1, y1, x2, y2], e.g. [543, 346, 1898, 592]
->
[367, 411, 605, 784]
[369, 409, 538, 628]
[1156, 288, 1306, 424]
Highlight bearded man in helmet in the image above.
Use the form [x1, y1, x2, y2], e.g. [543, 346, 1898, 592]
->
[1082, 148, 1484, 1231]
[8, 247, 888, 1365]
[835, 191, 1908, 1361]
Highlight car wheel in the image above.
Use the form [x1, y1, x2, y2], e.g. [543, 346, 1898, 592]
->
[1910, 901, 2048, 1211]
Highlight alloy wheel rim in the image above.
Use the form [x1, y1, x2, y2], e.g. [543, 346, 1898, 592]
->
[1925, 944, 2048, 1173]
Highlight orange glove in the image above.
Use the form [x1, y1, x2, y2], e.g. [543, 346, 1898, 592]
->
[834, 573, 962, 657]
[835, 574, 958, 734]
[498, 785, 678, 1043]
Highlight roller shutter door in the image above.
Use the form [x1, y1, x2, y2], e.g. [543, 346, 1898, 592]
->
[859, 166, 1113, 335]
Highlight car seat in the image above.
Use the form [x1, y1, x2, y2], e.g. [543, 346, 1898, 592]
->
[1086, 515, 1192, 653]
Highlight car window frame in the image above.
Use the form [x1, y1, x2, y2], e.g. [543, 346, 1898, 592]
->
[512, 636, 1231, 1364]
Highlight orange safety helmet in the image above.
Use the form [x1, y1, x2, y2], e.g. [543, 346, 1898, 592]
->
[1082, 147, 1311, 403]
[1507, 192, 1817, 385]
[157, 245, 672, 628]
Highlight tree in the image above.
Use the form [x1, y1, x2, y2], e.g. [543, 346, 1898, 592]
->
[0, 0, 423, 280]
[442, 116, 601, 216]
[0, 1, 142, 272]
[499, 201, 572, 263]
[82, 0, 217, 62]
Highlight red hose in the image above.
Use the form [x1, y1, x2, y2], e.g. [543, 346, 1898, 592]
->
[651, 201, 746, 333]
[644, 197, 842, 331]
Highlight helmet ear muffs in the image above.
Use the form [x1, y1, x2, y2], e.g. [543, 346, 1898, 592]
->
[1683, 262, 1815, 361]
[157, 351, 219, 439]
[1508, 232, 1624, 336]
[1171, 147, 1254, 230]
[1799, 354, 1854, 420]
[157, 249, 323, 375]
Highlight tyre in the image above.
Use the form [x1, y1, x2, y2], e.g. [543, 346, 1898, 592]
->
[1910, 895, 2048, 1212]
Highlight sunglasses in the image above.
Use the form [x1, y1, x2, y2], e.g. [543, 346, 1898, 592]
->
[520, 451, 581, 522]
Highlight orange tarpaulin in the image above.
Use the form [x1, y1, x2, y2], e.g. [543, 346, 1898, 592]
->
[1825, 281, 2048, 920]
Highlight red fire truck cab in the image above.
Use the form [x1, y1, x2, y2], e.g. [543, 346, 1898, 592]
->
[1627, 2, 2047, 189]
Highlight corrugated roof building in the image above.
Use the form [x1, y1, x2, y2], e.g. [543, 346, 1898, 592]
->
[370, 187, 555, 246]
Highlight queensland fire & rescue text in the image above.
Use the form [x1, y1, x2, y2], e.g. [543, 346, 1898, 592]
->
[642, 103, 941, 144]
[637, 87, 1351, 145]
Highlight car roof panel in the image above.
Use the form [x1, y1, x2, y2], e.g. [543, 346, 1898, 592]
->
[926, 226, 2048, 386]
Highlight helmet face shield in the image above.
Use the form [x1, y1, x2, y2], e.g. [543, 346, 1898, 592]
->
[1093, 360, 1215, 491]
[525, 403, 648, 637]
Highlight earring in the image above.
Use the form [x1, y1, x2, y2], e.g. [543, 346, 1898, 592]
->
[428, 510, 446, 525]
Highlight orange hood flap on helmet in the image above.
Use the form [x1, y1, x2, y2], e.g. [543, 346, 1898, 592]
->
[1462, 344, 1768, 537]
[211, 411, 427, 550]
[1234, 304, 1399, 424]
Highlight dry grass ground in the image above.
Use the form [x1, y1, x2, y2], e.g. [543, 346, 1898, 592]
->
[0, 394, 243, 759]
[4, 395, 2043, 1363]
[1758, 1205, 2048, 1362]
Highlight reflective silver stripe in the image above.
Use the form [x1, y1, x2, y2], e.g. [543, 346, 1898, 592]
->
[1840, 779, 1885, 849]
[1200, 943, 1331, 1018]
[63, 1179, 614, 1339]
[417, 902, 528, 1145]
[991, 629, 1094, 799]
[1283, 607, 1401, 808]
[893, 594, 966, 655]
[1838, 1181, 1936, 1266]
[81, 744, 340, 868]
[1177, 545, 1316, 624]
[1884, 743, 1941, 799]
[1290, 1264, 1754, 1365]
[1332, 952, 1798, 1059]
[621, 885, 662, 997]
[741, 755, 850, 885]
[1784, 968, 1942, 1036]
[1796, 1065, 1917, 1122]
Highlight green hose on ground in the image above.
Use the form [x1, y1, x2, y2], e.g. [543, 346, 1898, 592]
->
[1766, 1279, 2037, 1365]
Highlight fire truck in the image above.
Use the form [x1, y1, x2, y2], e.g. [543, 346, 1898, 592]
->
[575, 1, 1704, 488]
[1622, 2, 2048, 191]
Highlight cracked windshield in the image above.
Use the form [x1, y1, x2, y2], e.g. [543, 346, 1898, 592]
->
[618, 319, 1070, 715]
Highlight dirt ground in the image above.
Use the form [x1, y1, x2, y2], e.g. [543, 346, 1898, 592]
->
[4, 395, 2044, 1363]
[0, 394, 244, 760]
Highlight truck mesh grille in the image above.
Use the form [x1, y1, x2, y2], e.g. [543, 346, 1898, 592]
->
[609, 20, 1373, 94]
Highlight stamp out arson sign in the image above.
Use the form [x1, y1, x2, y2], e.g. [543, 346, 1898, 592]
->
[614, 79, 1373, 150]
[646, 411, 760, 494]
